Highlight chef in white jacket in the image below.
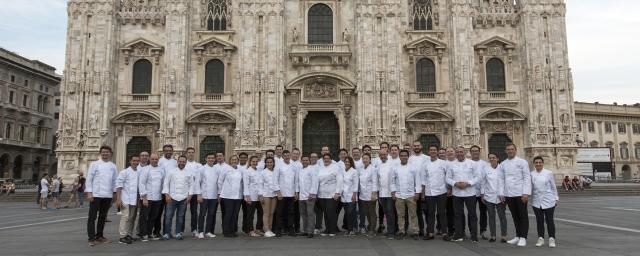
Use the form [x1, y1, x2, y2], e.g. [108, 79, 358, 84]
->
[358, 153, 378, 236]
[218, 155, 244, 237]
[446, 147, 481, 242]
[296, 156, 319, 238]
[317, 153, 343, 237]
[392, 150, 422, 239]
[244, 156, 264, 237]
[161, 156, 195, 241]
[481, 153, 507, 243]
[195, 152, 221, 239]
[530, 156, 559, 248]
[138, 153, 165, 241]
[341, 157, 359, 236]
[115, 155, 140, 244]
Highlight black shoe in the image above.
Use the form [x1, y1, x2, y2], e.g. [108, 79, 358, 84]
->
[118, 237, 132, 244]
[288, 231, 297, 237]
[489, 238, 496, 243]
[500, 238, 507, 243]
[411, 234, 419, 240]
[275, 232, 282, 237]
[307, 234, 314, 238]
[442, 235, 451, 241]
[300, 233, 308, 236]
[471, 239, 479, 243]
[423, 235, 435, 240]
[377, 226, 385, 234]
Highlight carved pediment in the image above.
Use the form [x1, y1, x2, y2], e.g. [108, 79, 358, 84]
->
[407, 110, 453, 122]
[480, 109, 525, 121]
[404, 36, 446, 63]
[187, 112, 235, 124]
[113, 112, 160, 124]
[475, 36, 516, 52]
[193, 36, 237, 64]
[120, 38, 164, 65]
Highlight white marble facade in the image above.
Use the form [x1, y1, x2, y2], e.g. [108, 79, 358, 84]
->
[57, 0, 579, 181]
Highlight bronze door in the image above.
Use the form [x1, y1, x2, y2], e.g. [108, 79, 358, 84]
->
[200, 136, 225, 164]
[126, 136, 152, 167]
[303, 111, 340, 159]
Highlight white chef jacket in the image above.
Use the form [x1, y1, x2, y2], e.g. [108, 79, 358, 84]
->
[530, 169, 559, 209]
[260, 168, 280, 198]
[198, 163, 221, 199]
[85, 159, 118, 198]
[392, 163, 422, 199]
[341, 168, 359, 203]
[336, 160, 346, 172]
[317, 163, 343, 199]
[472, 159, 488, 197]
[408, 153, 428, 175]
[377, 161, 396, 198]
[138, 164, 165, 201]
[499, 156, 532, 197]
[388, 156, 400, 167]
[353, 158, 364, 171]
[316, 159, 337, 169]
[219, 167, 244, 199]
[358, 164, 379, 201]
[162, 167, 195, 201]
[278, 161, 298, 197]
[159, 157, 177, 171]
[371, 157, 382, 170]
[116, 166, 139, 206]
[422, 158, 448, 196]
[256, 158, 266, 171]
[297, 165, 319, 201]
[481, 164, 503, 204]
[446, 159, 481, 197]
[243, 167, 262, 201]
[186, 161, 203, 185]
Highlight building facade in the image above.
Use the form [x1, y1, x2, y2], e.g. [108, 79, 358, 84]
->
[57, 0, 579, 180]
[0, 48, 61, 181]
[575, 102, 640, 180]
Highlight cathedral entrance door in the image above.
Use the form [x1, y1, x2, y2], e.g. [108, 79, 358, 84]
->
[126, 136, 152, 167]
[199, 136, 225, 164]
[488, 133, 512, 162]
[303, 111, 340, 159]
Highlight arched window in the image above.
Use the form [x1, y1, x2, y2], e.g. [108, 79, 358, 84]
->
[486, 58, 506, 91]
[620, 143, 629, 159]
[206, 0, 228, 31]
[416, 58, 436, 92]
[412, 0, 434, 30]
[205, 59, 225, 94]
[132, 59, 152, 94]
[308, 4, 333, 44]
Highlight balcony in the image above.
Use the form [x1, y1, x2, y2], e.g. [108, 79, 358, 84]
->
[478, 91, 518, 106]
[405, 92, 449, 107]
[289, 44, 351, 67]
[119, 94, 161, 109]
[192, 93, 235, 109]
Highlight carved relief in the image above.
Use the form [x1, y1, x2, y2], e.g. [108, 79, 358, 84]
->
[303, 83, 338, 100]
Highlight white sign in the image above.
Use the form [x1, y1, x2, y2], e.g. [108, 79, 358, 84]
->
[577, 163, 593, 176]
[577, 148, 611, 163]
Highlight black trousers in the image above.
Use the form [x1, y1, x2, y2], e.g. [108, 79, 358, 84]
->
[453, 196, 478, 240]
[343, 202, 358, 232]
[139, 200, 162, 237]
[198, 199, 218, 234]
[416, 197, 425, 235]
[379, 197, 397, 237]
[222, 198, 242, 235]
[506, 196, 529, 239]
[153, 196, 165, 236]
[532, 206, 556, 238]
[318, 198, 338, 234]
[378, 200, 385, 227]
[188, 195, 199, 232]
[243, 201, 263, 231]
[87, 197, 112, 241]
[446, 196, 456, 236]
[477, 197, 488, 233]
[275, 197, 296, 233]
[425, 194, 448, 235]
[357, 199, 366, 230]
[315, 200, 323, 230]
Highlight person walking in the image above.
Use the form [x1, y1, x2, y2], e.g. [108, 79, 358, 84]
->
[77, 172, 86, 208]
[51, 175, 61, 209]
[39, 173, 49, 210]
[481, 153, 508, 243]
[531, 156, 559, 248]
[85, 146, 119, 246]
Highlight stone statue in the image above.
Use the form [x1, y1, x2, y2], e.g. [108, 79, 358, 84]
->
[234, 129, 241, 147]
[291, 27, 298, 43]
[166, 114, 175, 135]
[88, 112, 98, 134]
[64, 114, 73, 135]
[342, 28, 350, 42]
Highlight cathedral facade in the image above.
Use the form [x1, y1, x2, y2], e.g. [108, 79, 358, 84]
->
[56, 0, 579, 179]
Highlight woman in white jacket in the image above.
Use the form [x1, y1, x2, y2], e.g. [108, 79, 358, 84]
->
[341, 156, 359, 236]
[218, 155, 244, 237]
[243, 156, 262, 237]
[530, 156, 559, 248]
[317, 153, 343, 236]
[259, 157, 280, 238]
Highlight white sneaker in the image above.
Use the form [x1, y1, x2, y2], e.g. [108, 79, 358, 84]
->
[517, 238, 527, 247]
[197, 232, 205, 239]
[549, 237, 556, 248]
[535, 237, 544, 247]
[507, 237, 520, 244]
[205, 232, 216, 238]
[313, 229, 321, 235]
[192, 230, 199, 237]
[264, 231, 276, 238]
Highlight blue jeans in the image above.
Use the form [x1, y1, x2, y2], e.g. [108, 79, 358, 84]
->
[164, 199, 187, 236]
[77, 191, 85, 207]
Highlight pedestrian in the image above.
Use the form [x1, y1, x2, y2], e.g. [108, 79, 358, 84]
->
[77, 172, 86, 208]
[219, 155, 244, 237]
[341, 156, 359, 236]
[115, 155, 140, 245]
[317, 153, 343, 237]
[51, 175, 61, 209]
[86, 145, 119, 246]
[481, 153, 508, 243]
[531, 156, 559, 248]
[446, 147, 481, 243]
[392, 150, 422, 240]
[65, 174, 79, 208]
[138, 153, 165, 241]
[161, 155, 195, 241]
[259, 157, 280, 238]
[39, 173, 49, 210]
[500, 143, 532, 247]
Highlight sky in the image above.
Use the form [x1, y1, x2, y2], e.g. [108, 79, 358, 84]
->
[0, 0, 638, 104]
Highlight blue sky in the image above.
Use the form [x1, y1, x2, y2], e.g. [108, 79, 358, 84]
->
[0, 0, 638, 104]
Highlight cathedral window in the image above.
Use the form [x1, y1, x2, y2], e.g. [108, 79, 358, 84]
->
[132, 59, 152, 94]
[308, 4, 333, 44]
[206, 0, 229, 31]
[205, 59, 225, 94]
[412, 0, 434, 30]
[416, 58, 436, 92]
[486, 58, 506, 91]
